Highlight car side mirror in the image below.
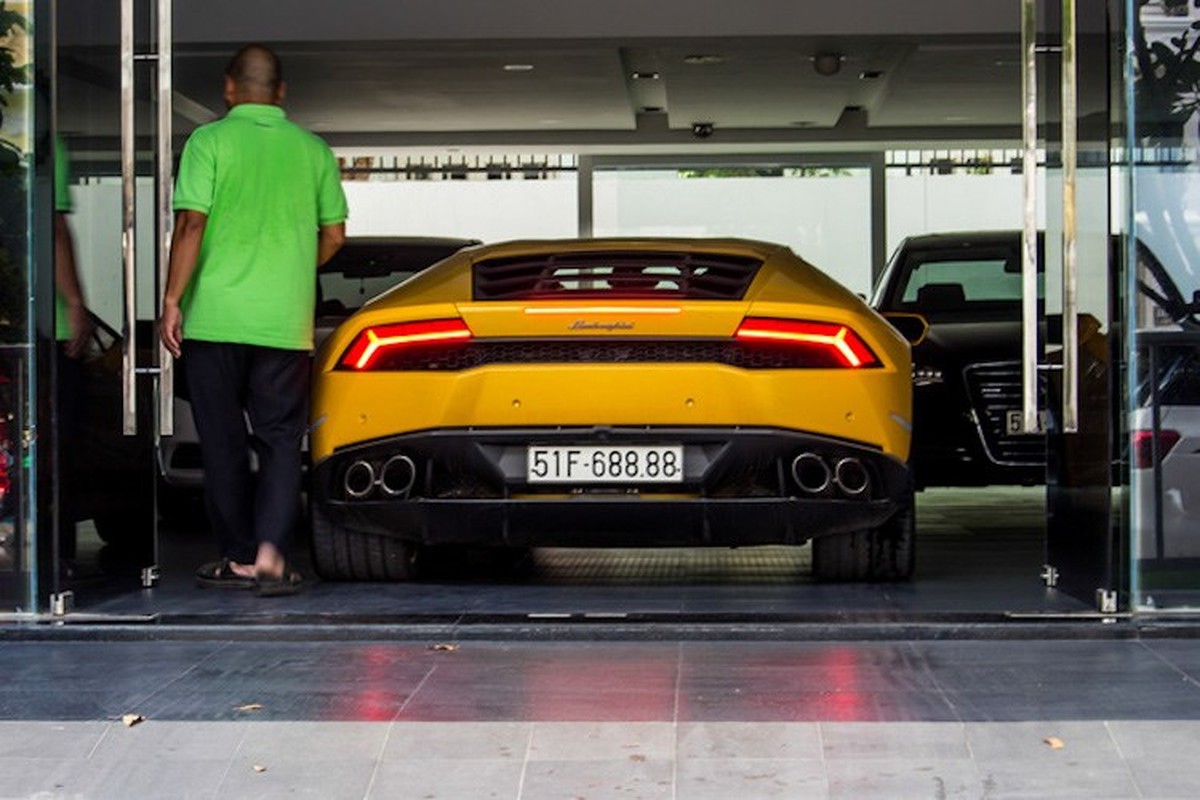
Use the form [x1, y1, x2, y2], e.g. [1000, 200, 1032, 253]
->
[883, 312, 929, 346]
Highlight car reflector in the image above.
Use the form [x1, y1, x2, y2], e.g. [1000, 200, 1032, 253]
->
[339, 319, 473, 370]
[734, 318, 880, 368]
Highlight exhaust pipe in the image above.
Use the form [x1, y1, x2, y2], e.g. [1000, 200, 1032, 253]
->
[791, 452, 831, 494]
[379, 454, 417, 497]
[344, 460, 376, 499]
[834, 457, 870, 496]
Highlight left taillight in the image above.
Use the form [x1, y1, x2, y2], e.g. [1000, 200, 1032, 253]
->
[734, 317, 881, 368]
[338, 318, 473, 371]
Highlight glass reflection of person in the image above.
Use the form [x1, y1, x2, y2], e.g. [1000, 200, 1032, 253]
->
[54, 137, 92, 568]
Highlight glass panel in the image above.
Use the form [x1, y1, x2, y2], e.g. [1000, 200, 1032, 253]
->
[0, 1, 33, 610]
[593, 166, 873, 296]
[52, 0, 158, 600]
[1129, 0, 1200, 610]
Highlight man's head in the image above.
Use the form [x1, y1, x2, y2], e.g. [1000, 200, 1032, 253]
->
[223, 43, 285, 107]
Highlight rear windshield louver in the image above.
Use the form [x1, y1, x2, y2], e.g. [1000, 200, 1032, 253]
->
[472, 251, 763, 301]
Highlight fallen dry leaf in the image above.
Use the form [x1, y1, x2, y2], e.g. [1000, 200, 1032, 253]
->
[1044, 736, 1065, 749]
[234, 703, 264, 713]
[120, 714, 144, 728]
[253, 765, 267, 773]
[430, 643, 460, 652]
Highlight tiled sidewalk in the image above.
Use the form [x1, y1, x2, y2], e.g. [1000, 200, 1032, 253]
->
[0, 636, 1199, 797]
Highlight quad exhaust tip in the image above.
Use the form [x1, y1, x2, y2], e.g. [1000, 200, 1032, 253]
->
[344, 460, 376, 499]
[834, 457, 870, 496]
[791, 452, 832, 494]
[380, 455, 417, 497]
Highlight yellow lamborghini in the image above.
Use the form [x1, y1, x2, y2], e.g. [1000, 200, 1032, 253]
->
[309, 238, 914, 582]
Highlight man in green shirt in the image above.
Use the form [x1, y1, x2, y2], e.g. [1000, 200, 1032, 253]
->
[161, 43, 347, 595]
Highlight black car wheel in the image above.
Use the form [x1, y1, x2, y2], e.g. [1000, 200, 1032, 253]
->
[811, 489, 916, 582]
[310, 502, 420, 581]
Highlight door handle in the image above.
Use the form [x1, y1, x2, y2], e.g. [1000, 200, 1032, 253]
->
[120, 0, 136, 436]
[1020, 0, 1040, 434]
[1060, 0, 1080, 433]
[157, 0, 174, 437]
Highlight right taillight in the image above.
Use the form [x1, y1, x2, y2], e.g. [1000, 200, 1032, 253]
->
[734, 318, 881, 368]
[338, 318, 472, 371]
[1132, 428, 1181, 469]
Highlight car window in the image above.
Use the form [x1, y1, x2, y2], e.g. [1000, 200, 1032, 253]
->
[888, 248, 1044, 313]
[318, 270, 416, 317]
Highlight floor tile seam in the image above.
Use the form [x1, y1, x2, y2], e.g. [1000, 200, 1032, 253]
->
[515, 722, 535, 800]
[1102, 719, 1148, 800]
[1136, 639, 1200, 691]
[904, 639, 968, 724]
[389, 657, 441, 723]
[105, 638, 238, 717]
[361, 717, 397, 800]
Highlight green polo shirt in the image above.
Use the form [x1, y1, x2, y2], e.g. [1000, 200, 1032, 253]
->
[173, 103, 348, 350]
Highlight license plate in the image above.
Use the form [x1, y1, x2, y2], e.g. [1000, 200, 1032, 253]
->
[526, 445, 684, 484]
[1005, 410, 1047, 435]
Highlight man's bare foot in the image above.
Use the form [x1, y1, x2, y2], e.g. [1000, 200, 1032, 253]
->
[253, 542, 286, 580]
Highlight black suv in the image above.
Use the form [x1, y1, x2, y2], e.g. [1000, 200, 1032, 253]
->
[871, 231, 1046, 488]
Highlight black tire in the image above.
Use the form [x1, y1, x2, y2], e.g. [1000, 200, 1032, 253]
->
[310, 501, 420, 581]
[811, 492, 916, 582]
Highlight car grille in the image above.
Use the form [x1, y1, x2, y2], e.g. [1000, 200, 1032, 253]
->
[473, 251, 762, 301]
[962, 362, 1047, 466]
[353, 339, 867, 371]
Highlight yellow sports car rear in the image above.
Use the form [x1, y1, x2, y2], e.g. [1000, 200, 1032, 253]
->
[310, 238, 914, 581]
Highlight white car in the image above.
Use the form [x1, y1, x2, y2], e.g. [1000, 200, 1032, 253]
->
[1132, 347, 1200, 560]
[157, 236, 480, 510]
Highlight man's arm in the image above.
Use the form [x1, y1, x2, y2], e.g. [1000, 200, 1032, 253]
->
[55, 212, 93, 358]
[317, 222, 346, 267]
[160, 210, 208, 358]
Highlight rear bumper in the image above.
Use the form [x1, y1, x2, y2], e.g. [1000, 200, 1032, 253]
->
[311, 426, 911, 546]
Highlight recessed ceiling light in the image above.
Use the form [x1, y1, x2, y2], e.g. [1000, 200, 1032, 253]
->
[631, 71, 661, 80]
[683, 54, 724, 65]
[503, 63, 534, 72]
[859, 70, 884, 80]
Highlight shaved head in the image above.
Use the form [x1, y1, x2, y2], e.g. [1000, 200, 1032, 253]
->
[224, 44, 283, 104]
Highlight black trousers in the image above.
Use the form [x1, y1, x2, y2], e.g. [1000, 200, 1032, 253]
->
[182, 341, 309, 564]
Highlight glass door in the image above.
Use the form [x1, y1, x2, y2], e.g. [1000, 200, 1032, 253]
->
[1025, 0, 1124, 609]
[0, 1, 35, 611]
[47, 0, 170, 607]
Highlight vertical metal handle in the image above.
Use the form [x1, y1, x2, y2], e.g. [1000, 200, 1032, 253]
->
[1020, 0, 1040, 434]
[157, 0, 174, 436]
[120, 0, 137, 436]
[1060, 0, 1079, 433]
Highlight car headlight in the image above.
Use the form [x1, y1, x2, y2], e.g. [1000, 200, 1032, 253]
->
[912, 365, 944, 386]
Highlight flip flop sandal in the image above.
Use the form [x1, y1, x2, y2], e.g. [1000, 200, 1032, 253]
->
[254, 567, 306, 597]
[195, 559, 256, 590]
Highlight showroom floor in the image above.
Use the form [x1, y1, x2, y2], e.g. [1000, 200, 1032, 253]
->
[67, 487, 1092, 623]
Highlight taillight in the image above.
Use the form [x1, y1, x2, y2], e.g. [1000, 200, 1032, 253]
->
[1132, 428, 1181, 469]
[339, 318, 472, 370]
[734, 318, 880, 368]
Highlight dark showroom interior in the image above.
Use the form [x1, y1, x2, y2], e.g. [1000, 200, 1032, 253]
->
[2, 0, 1198, 629]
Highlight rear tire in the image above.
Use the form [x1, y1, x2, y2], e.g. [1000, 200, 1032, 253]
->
[811, 491, 916, 582]
[310, 502, 420, 581]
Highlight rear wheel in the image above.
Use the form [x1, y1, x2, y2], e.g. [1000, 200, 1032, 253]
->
[811, 491, 916, 582]
[310, 502, 420, 581]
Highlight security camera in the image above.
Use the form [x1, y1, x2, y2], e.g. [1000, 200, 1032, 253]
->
[691, 122, 715, 139]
